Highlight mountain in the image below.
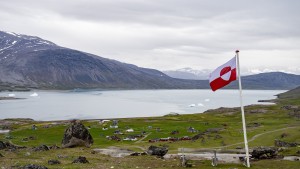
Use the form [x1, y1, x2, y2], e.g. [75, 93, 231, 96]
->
[226, 72, 300, 90]
[0, 31, 207, 90]
[0, 31, 299, 90]
[163, 68, 211, 80]
[164, 68, 300, 90]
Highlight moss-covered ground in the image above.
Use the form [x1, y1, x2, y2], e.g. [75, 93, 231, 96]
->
[0, 90, 299, 168]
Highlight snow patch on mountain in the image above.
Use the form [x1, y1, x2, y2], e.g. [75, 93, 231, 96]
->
[163, 67, 211, 80]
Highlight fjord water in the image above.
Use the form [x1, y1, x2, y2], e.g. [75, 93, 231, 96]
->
[0, 90, 284, 121]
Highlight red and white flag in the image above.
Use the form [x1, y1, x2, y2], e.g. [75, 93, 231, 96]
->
[209, 56, 237, 91]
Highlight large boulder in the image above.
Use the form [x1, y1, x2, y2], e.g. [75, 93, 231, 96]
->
[251, 147, 279, 159]
[147, 145, 168, 157]
[61, 121, 93, 148]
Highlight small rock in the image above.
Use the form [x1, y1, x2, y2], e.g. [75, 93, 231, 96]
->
[0, 141, 7, 150]
[22, 164, 48, 169]
[22, 138, 29, 142]
[25, 152, 31, 156]
[275, 140, 298, 147]
[57, 154, 68, 158]
[280, 133, 288, 138]
[32, 145, 49, 151]
[48, 159, 61, 165]
[48, 145, 60, 150]
[214, 134, 223, 140]
[72, 156, 89, 164]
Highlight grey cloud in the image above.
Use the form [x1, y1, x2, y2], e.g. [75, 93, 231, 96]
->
[0, 0, 299, 73]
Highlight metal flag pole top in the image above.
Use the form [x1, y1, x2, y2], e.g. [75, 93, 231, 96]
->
[236, 50, 250, 167]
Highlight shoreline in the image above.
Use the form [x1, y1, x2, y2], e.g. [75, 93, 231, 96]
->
[0, 97, 25, 100]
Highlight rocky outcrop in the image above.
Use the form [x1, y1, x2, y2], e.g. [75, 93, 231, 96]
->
[251, 147, 280, 159]
[72, 156, 89, 163]
[0, 141, 26, 151]
[147, 145, 168, 157]
[275, 140, 299, 147]
[61, 121, 93, 148]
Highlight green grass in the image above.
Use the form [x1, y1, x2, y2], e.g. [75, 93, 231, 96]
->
[1, 95, 300, 168]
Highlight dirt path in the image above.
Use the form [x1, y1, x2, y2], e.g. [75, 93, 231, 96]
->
[135, 132, 152, 144]
[210, 126, 298, 149]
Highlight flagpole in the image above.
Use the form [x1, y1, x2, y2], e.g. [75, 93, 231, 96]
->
[236, 50, 250, 167]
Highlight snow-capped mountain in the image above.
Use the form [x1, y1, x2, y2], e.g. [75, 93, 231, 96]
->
[1, 31, 299, 90]
[163, 67, 211, 80]
[0, 31, 206, 89]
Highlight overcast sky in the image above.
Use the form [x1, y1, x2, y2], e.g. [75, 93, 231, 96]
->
[1, 0, 300, 74]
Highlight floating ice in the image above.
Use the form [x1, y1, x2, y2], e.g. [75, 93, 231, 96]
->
[8, 93, 15, 97]
[197, 103, 204, 107]
[188, 104, 196, 107]
[205, 99, 210, 102]
[30, 92, 38, 97]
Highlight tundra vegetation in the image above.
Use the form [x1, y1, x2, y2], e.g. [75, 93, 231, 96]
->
[0, 88, 299, 168]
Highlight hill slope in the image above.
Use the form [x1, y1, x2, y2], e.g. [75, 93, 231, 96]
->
[0, 31, 207, 89]
[277, 86, 300, 99]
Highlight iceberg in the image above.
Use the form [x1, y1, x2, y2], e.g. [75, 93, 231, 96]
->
[188, 104, 196, 107]
[8, 93, 15, 97]
[197, 103, 204, 107]
[30, 92, 38, 97]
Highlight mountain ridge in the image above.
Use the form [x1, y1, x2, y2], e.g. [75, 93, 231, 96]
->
[0, 31, 299, 90]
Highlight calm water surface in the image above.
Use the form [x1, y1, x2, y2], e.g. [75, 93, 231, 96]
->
[0, 89, 285, 121]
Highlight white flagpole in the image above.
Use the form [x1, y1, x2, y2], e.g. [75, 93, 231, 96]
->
[236, 50, 250, 167]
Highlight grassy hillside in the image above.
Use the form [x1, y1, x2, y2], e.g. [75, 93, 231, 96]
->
[0, 90, 299, 168]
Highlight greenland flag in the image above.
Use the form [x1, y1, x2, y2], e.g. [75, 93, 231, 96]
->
[209, 56, 237, 91]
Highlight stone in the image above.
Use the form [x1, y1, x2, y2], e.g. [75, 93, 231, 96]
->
[48, 159, 61, 165]
[191, 133, 204, 141]
[32, 145, 49, 151]
[214, 134, 223, 140]
[280, 133, 288, 138]
[61, 121, 93, 148]
[147, 145, 168, 157]
[48, 145, 60, 150]
[130, 152, 147, 156]
[274, 140, 298, 147]
[251, 147, 279, 159]
[0, 141, 7, 150]
[72, 156, 89, 163]
[22, 164, 48, 169]
[205, 128, 222, 133]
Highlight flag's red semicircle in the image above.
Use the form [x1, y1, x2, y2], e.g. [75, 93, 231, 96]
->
[209, 56, 237, 91]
